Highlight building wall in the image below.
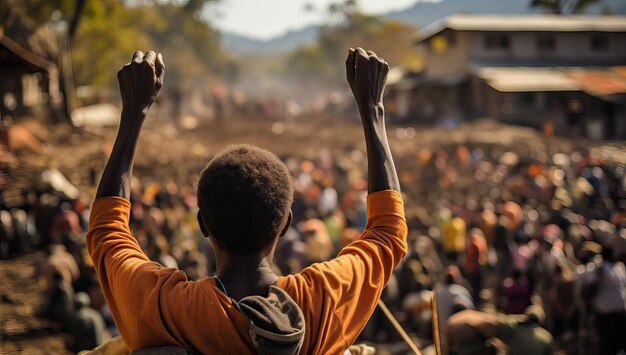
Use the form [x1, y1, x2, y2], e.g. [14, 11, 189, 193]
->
[0, 68, 27, 118]
[467, 31, 626, 66]
[420, 30, 626, 77]
[409, 26, 626, 139]
[0, 69, 55, 119]
[477, 87, 625, 139]
[420, 29, 469, 78]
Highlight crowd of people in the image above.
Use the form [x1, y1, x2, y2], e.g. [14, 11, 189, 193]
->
[1, 139, 625, 354]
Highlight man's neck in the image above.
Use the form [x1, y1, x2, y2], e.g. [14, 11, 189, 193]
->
[214, 254, 278, 301]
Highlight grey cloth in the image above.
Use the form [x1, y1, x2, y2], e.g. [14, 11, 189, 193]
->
[235, 285, 305, 355]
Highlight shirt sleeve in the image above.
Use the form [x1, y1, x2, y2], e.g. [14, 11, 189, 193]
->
[277, 190, 408, 354]
[86, 197, 184, 350]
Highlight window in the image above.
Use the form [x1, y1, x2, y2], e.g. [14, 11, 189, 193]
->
[484, 34, 510, 50]
[537, 35, 555, 52]
[521, 93, 535, 105]
[591, 34, 609, 51]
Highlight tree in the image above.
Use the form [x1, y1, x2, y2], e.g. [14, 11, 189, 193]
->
[286, 0, 420, 87]
[1, 0, 232, 99]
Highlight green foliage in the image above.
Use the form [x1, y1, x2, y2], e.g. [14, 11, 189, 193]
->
[287, 45, 332, 82]
[71, 1, 157, 87]
[1, 0, 231, 92]
[1, 0, 74, 44]
[284, 0, 420, 87]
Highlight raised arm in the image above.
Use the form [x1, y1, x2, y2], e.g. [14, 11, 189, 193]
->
[88, 51, 173, 350]
[96, 51, 164, 200]
[275, 49, 406, 354]
[345, 47, 400, 194]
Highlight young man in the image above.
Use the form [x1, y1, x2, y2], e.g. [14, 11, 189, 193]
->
[87, 48, 407, 354]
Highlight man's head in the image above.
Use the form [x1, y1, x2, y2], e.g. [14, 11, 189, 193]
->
[524, 304, 546, 325]
[197, 144, 293, 255]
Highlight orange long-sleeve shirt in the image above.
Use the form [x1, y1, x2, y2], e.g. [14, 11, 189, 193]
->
[86, 190, 407, 354]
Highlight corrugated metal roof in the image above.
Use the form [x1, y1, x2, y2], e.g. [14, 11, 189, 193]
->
[566, 67, 626, 95]
[386, 65, 409, 86]
[415, 15, 626, 42]
[475, 66, 626, 95]
[476, 67, 579, 92]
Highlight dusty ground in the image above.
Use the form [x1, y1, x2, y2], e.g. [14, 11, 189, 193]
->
[0, 252, 71, 354]
[1, 115, 624, 354]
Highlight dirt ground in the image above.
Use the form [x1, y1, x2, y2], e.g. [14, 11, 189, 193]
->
[1, 115, 624, 354]
[0, 252, 71, 354]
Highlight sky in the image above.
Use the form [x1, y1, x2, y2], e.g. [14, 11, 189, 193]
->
[207, 0, 423, 40]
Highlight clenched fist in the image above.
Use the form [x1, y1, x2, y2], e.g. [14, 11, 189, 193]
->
[346, 47, 389, 114]
[117, 51, 164, 118]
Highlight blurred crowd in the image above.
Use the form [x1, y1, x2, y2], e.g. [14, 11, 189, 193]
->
[1, 142, 625, 354]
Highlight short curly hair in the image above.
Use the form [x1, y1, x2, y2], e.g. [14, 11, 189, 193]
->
[197, 144, 293, 254]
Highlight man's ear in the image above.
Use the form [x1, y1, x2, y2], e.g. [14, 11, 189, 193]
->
[197, 212, 210, 238]
[279, 210, 293, 238]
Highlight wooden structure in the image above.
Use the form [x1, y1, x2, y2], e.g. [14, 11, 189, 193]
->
[0, 27, 62, 120]
[388, 15, 626, 139]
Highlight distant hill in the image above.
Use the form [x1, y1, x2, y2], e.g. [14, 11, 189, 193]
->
[220, 26, 318, 55]
[384, 0, 540, 27]
[384, 0, 626, 28]
[220, 0, 626, 55]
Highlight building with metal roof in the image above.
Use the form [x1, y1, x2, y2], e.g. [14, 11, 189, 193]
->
[387, 15, 626, 139]
[413, 15, 626, 42]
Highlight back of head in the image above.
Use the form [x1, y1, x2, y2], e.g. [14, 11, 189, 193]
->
[444, 265, 461, 285]
[75, 291, 91, 309]
[524, 304, 546, 325]
[601, 246, 615, 263]
[197, 144, 293, 254]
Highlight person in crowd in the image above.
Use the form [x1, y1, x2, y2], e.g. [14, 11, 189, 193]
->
[493, 216, 515, 297]
[441, 213, 466, 264]
[435, 265, 475, 338]
[298, 217, 334, 265]
[445, 306, 554, 355]
[0, 209, 15, 258]
[86, 48, 407, 354]
[549, 263, 577, 345]
[464, 227, 488, 300]
[67, 292, 110, 353]
[38, 244, 80, 294]
[50, 201, 82, 246]
[577, 246, 626, 354]
[501, 269, 531, 315]
[37, 269, 75, 331]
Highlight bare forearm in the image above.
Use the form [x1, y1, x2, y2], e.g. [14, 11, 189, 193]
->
[96, 50, 163, 200]
[95, 111, 144, 200]
[360, 104, 400, 194]
[345, 47, 398, 194]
